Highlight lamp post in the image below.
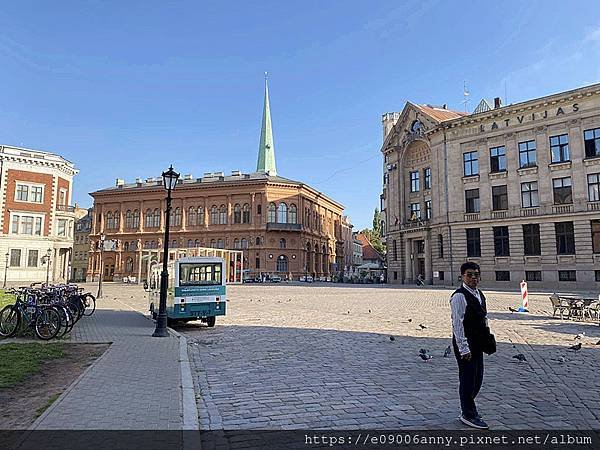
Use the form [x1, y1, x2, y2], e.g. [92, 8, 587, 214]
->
[97, 234, 105, 299]
[3, 252, 9, 289]
[153, 165, 180, 337]
[45, 248, 52, 286]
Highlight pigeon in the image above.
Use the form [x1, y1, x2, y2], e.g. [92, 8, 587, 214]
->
[347, 311, 350, 315]
[418, 324, 427, 330]
[407, 318, 412, 323]
[389, 336, 396, 341]
[596, 340, 600, 346]
[368, 309, 371, 313]
[508, 307, 517, 312]
[569, 343, 582, 351]
[574, 332, 585, 340]
[444, 345, 452, 357]
[513, 353, 527, 362]
[419, 353, 433, 361]
[419, 348, 428, 355]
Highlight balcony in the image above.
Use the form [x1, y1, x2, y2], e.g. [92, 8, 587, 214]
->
[491, 210, 508, 219]
[464, 213, 480, 222]
[266, 222, 302, 231]
[552, 204, 572, 214]
[588, 202, 600, 212]
[520, 207, 539, 217]
[399, 219, 430, 231]
[56, 204, 76, 213]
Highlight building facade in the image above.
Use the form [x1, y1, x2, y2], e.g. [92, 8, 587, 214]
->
[72, 208, 93, 282]
[88, 80, 346, 282]
[382, 83, 600, 290]
[0, 145, 77, 284]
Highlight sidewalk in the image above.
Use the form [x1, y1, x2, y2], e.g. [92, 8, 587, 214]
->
[30, 288, 184, 430]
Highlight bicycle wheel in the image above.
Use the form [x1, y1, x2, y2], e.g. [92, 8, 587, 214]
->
[82, 293, 96, 316]
[55, 306, 72, 338]
[34, 307, 61, 340]
[0, 305, 21, 337]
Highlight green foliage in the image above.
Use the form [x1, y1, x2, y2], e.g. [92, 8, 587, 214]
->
[0, 343, 65, 388]
[0, 290, 16, 309]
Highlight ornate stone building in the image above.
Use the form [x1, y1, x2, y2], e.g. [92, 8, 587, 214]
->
[72, 207, 92, 282]
[382, 83, 600, 289]
[88, 81, 346, 282]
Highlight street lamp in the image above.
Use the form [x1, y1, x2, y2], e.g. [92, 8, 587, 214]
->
[97, 233, 105, 299]
[153, 165, 180, 337]
[3, 252, 9, 289]
[45, 248, 52, 286]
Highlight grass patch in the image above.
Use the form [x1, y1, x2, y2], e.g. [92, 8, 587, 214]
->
[0, 343, 65, 388]
[0, 290, 16, 309]
[35, 393, 61, 418]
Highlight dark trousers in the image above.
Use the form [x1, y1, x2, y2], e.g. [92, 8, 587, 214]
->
[453, 338, 484, 419]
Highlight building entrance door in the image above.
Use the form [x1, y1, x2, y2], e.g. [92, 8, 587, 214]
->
[104, 261, 115, 281]
[417, 258, 425, 279]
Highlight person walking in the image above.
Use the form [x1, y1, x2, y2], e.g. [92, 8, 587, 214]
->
[450, 261, 496, 429]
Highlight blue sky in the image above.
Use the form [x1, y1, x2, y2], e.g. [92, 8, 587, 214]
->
[1, 1, 600, 229]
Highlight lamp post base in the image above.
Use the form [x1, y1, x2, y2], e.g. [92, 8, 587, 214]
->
[152, 328, 169, 337]
[152, 314, 169, 337]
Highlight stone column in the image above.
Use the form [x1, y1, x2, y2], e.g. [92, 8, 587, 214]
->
[404, 238, 412, 282]
[424, 230, 432, 284]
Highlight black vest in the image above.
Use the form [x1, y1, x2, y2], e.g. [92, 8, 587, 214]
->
[454, 286, 488, 353]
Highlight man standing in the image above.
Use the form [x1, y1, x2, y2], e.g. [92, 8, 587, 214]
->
[450, 261, 492, 429]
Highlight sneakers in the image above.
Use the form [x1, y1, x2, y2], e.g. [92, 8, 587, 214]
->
[460, 415, 489, 429]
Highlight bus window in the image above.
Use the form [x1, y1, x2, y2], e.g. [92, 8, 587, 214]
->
[179, 263, 222, 286]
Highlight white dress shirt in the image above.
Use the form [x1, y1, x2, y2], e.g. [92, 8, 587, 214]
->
[450, 283, 484, 356]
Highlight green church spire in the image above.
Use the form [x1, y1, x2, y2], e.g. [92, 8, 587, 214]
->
[256, 73, 277, 175]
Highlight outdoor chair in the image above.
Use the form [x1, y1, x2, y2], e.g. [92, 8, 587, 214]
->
[583, 301, 599, 322]
[549, 294, 571, 319]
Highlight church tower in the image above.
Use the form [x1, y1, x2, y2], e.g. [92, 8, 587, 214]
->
[256, 75, 277, 176]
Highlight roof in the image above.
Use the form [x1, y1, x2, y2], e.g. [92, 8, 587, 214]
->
[413, 104, 467, 122]
[356, 233, 384, 262]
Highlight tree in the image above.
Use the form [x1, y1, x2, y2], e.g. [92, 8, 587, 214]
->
[372, 208, 382, 238]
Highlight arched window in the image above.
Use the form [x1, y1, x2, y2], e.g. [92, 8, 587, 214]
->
[194, 239, 200, 247]
[187, 207, 196, 226]
[170, 207, 181, 226]
[255, 236, 261, 246]
[197, 207, 205, 226]
[233, 204, 242, 224]
[124, 241, 130, 251]
[125, 257, 134, 273]
[210, 239, 216, 248]
[144, 241, 150, 249]
[289, 204, 297, 224]
[131, 241, 137, 250]
[153, 208, 161, 228]
[145, 209, 153, 228]
[125, 210, 133, 228]
[278, 203, 288, 223]
[268, 203, 277, 223]
[219, 205, 227, 224]
[280, 238, 286, 249]
[242, 204, 250, 223]
[210, 206, 218, 224]
[233, 238, 240, 249]
[171, 239, 177, 248]
[106, 212, 113, 229]
[133, 210, 140, 228]
[187, 239, 193, 248]
[217, 239, 224, 249]
[241, 238, 248, 249]
[276, 255, 288, 273]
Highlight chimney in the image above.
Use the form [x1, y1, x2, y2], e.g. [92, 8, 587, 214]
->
[183, 174, 193, 180]
[494, 97, 502, 109]
[442, 104, 447, 109]
[231, 170, 241, 176]
[135, 177, 142, 184]
[115, 178, 125, 187]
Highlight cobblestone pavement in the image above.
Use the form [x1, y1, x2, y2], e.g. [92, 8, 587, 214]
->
[31, 283, 182, 430]
[170, 283, 600, 431]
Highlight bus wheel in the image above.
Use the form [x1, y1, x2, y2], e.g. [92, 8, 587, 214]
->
[206, 316, 216, 327]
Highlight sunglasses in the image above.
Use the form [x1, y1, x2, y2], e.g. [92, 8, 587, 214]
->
[465, 272, 480, 279]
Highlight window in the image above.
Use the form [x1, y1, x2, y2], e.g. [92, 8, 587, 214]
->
[550, 134, 570, 163]
[210, 206, 218, 224]
[234, 204, 242, 224]
[465, 189, 480, 213]
[490, 146, 506, 172]
[424, 200, 432, 220]
[416, 240, 425, 254]
[197, 207, 205, 226]
[410, 171, 420, 192]
[438, 234, 444, 259]
[31, 186, 43, 203]
[242, 204, 251, 223]
[125, 210, 133, 228]
[289, 204, 297, 224]
[558, 270, 576, 282]
[466, 228, 481, 257]
[495, 271, 510, 281]
[219, 205, 227, 224]
[409, 203, 421, 220]
[233, 238, 240, 249]
[439, 271, 445, 280]
[255, 257, 260, 269]
[174, 208, 181, 226]
[241, 238, 248, 249]
[523, 224, 541, 256]
[552, 177, 572, 204]
[257, 204, 262, 215]
[588, 173, 600, 202]
[16, 184, 42, 202]
[153, 209, 160, 228]
[518, 140, 537, 168]
[526, 271, 542, 282]
[596, 270, 600, 282]
[555, 222, 575, 255]
[10, 249, 21, 267]
[423, 167, 431, 190]
[392, 240, 397, 261]
[492, 185, 508, 210]
[187, 207, 197, 226]
[16, 184, 28, 201]
[393, 271, 397, 280]
[584, 127, 600, 158]
[255, 237, 261, 246]
[268, 203, 276, 223]
[493, 226, 510, 256]
[463, 151, 478, 176]
[11, 215, 43, 236]
[145, 209, 153, 228]
[592, 220, 600, 253]
[279, 238, 286, 249]
[27, 250, 39, 267]
[521, 182, 539, 208]
[57, 219, 66, 236]
[217, 239, 224, 249]
[278, 203, 288, 223]
[276, 255, 288, 272]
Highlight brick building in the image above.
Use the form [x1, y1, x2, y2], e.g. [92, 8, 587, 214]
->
[88, 80, 346, 282]
[0, 145, 77, 284]
[381, 82, 600, 289]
